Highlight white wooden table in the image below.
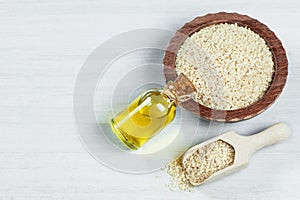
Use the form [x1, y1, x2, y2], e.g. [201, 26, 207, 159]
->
[1, 0, 300, 199]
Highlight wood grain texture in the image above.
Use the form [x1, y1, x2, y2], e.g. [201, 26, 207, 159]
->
[163, 12, 288, 122]
[0, 1, 300, 200]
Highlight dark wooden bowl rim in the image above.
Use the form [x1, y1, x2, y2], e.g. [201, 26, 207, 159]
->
[163, 12, 288, 122]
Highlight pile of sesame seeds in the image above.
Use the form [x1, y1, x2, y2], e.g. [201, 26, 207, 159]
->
[167, 140, 235, 191]
[166, 155, 192, 191]
[175, 23, 275, 110]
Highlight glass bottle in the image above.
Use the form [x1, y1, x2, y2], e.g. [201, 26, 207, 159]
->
[110, 74, 196, 150]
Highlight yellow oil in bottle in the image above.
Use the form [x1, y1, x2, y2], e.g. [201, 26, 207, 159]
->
[110, 89, 176, 150]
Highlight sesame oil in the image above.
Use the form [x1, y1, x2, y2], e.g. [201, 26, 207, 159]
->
[110, 74, 196, 150]
[110, 89, 176, 150]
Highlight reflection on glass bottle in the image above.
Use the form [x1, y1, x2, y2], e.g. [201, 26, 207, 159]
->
[110, 74, 196, 150]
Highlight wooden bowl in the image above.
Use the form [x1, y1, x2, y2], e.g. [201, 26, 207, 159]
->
[163, 12, 288, 122]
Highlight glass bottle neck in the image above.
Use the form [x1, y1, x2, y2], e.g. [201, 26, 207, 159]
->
[161, 81, 196, 106]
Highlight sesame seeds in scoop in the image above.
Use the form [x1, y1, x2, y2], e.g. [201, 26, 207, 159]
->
[166, 140, 235, 191]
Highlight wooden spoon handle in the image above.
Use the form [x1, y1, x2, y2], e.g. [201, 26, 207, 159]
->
[248, 123, 291, 154]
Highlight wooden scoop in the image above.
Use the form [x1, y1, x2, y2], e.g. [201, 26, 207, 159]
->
[182, 123, 291, 186]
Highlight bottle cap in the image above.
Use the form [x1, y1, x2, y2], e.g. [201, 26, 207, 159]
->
[163, 73, 197, 105]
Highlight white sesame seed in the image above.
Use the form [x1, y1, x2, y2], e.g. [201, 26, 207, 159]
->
[166, 140, 235, 191]
[175, 23, 274, 110]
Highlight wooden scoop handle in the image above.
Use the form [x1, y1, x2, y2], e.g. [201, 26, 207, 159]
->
[248, 123, 291, 154]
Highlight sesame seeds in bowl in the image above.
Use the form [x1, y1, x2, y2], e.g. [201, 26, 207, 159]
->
[163, 12, 288, 122]
[176, 23, 275, 111]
